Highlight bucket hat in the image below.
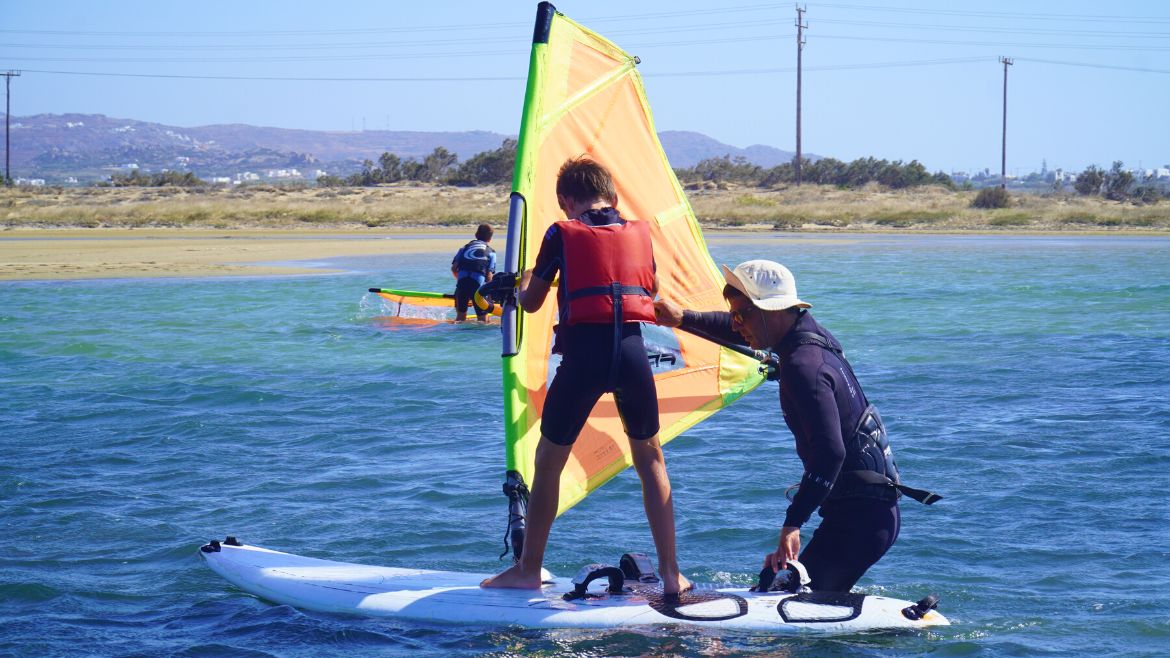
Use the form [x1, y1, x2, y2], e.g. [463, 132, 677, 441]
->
[720, 260, 811, 311]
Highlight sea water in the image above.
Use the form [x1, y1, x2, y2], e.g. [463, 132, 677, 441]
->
[2, 234, 1168, 657]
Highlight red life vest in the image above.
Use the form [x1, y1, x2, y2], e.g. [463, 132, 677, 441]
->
[558, 217, 656, 325]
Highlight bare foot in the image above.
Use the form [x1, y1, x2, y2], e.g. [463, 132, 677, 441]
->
[659, 570, 693, 596]
[480, 563, 543, 589]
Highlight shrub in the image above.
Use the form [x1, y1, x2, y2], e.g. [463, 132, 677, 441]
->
[972, 187, 1011, 209]
[1104, 161, 1134, 201]
[315, 175, 345, 187]
[1132, 186, 1161, 206]
[1074, 166, 1104, 196]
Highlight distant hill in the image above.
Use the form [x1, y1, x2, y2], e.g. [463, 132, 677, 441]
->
[3, 114, 810, 183]
[658, 130, 817, 168]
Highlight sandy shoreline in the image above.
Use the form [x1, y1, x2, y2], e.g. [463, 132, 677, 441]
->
[1, 227, 1164, 282]
[0, 227, 864, 282]
[0, 229, 466, 281]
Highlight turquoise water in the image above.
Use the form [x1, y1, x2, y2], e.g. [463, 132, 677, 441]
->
[2, 234, 1169, 656]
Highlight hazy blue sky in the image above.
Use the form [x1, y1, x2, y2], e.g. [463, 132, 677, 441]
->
[3, 0, 1168, 174]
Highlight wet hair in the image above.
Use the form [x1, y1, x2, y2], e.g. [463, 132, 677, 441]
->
[556, 156, 618, 206]
[475, 223, 493, 242]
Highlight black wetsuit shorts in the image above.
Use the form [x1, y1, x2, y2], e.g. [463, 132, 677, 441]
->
[799, 498, 900, 592]
[453, 277, 487, 320]
[541, 322, 660, 445]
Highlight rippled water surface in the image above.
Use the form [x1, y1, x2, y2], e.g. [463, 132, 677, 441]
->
[3, 234, 1169, 656]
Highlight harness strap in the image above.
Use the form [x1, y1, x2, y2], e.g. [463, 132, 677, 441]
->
[842, 470, 942, 505]
[609, 282, 623, 389]
[566, 284, 653, 301]
[780, 330, 863, 384]
[778, 329, 839, 355]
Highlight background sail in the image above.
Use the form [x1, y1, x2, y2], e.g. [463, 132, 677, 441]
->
[503, 2, 764, 516]
[367, 288, 502, 325]
[371, 289, 458, 309]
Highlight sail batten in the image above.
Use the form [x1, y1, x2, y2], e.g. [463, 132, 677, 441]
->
[502, 2, 765, 517]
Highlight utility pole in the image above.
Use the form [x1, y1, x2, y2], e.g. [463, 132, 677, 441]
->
[3, 71, 20, 186]
[795, 5, 807, 186]
[999, 57, 1012, 190]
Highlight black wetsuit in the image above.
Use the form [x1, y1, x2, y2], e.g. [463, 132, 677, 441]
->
[532, 208, 659, 445]
[681, 309, 900, 592]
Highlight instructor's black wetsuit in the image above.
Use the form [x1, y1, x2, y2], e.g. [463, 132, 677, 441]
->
[680, 309, 899, 592]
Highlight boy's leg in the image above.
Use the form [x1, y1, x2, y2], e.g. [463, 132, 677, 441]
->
[629, 435, 691, 595]
[453, 277, 475, 322]
[480, 436, 572, 589]
[613, 330, 689, 594]
[483, 329, 602, 589]
[453, 286, 468, 321]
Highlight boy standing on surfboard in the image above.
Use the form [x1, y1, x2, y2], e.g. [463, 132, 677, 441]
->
[481, 157, 690, 596]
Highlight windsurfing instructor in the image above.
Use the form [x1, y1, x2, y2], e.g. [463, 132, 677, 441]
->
[656, 261, 937, 592]
[481, 157, 691, 596]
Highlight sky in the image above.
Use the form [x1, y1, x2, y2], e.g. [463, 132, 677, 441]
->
[2, 0, 1168, 175]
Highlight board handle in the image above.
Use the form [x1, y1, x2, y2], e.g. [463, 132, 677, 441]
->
[563, 564, 626, 600]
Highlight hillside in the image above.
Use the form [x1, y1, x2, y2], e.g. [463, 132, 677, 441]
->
[3, 113, 805, 183]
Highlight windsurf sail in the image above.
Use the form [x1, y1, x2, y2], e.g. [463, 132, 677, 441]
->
[498, 2, 765, 523]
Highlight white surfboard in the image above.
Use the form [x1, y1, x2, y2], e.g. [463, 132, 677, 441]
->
[200, 540, 948, 634]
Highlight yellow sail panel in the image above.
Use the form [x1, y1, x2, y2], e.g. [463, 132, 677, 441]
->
[504, 4, 763, 516]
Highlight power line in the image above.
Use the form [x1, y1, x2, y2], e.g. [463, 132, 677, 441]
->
[0, 30, 809, 65]
[0, 3, 794, 38]
[814, 2, 1170, 25]
[0, 50, 532, 64]
[14, 58, 998, 83]
[9, 32, 1162, 67]
[13, 69, 523, 82]
[5, 30, 1163, 66]
[4, 2, 1166, 40]
[0, 19, 795, 55]
[813, 33, 1170, 51]
[0, 18, 798, 51]
[812, 17, 1170, 39]
[1012, 57, 1170, 75]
